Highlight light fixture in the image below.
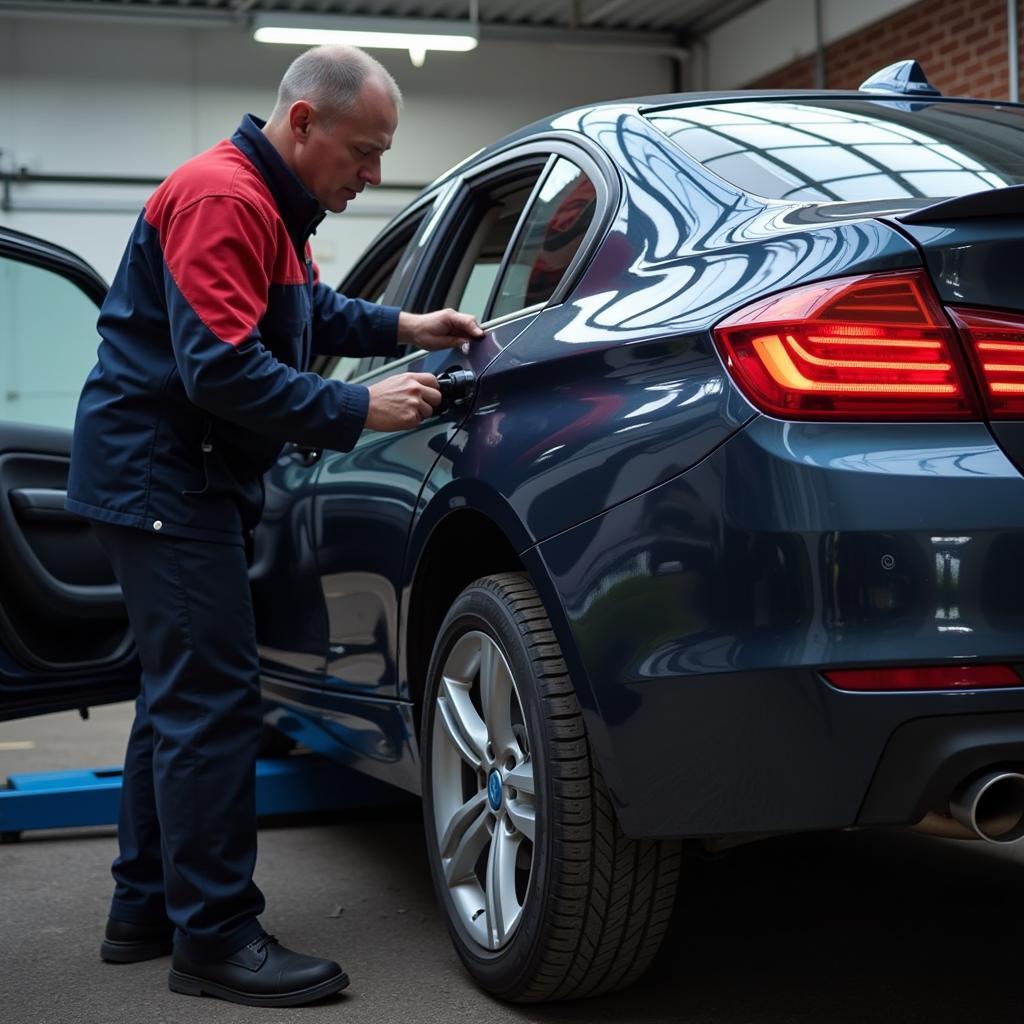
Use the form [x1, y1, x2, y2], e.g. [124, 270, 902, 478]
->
[251, 14, 479, 66]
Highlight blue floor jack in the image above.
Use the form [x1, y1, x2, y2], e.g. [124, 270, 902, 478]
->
[0, 753, 405, 841]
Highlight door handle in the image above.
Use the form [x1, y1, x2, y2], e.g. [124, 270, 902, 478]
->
[10, 487, 77, 523]
[436, 368, 476, 415]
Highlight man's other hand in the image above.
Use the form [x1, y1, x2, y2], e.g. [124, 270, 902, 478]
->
[365, 372, 441, 431]
[399, 309, 485, 351]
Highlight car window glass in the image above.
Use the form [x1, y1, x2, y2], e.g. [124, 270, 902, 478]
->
[0, 255, 100, 429]
[489, 158, 597, 320]
[648, 99, 1024, 203]
[328, 355, 366, 382]
[443, 175, 543, 322]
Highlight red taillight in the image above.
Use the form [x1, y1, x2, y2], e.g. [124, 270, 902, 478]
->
[826, 665, 1021, 691]
[947, 307, 1024, 419]
[713, 271, 980, 420]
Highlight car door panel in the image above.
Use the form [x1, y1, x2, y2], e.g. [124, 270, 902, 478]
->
[0, 424, 137, 718]
[310, 313, 537, 699]
[256, 206, 443, 701]
[249, 445, 329, 681]
[0, 231, 141, 720]
[299, 145, 603, 704]
[311, 354, 458, 698]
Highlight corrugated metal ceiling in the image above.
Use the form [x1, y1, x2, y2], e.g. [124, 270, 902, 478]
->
[0, 0, 766, 38]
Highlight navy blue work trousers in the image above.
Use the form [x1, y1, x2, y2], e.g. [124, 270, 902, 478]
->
[93, 522, 266, 962]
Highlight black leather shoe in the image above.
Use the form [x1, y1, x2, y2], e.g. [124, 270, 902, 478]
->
[100, 918, 174, 963]
[168, 933, 349, 1007]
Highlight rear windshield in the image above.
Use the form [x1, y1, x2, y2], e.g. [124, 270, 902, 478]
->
[646, 99, 1024, 203]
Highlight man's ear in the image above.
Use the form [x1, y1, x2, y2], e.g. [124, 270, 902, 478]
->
[288, 101, 315, 142]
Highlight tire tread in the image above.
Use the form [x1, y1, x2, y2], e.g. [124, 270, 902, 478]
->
[472, 573, 681, 1003]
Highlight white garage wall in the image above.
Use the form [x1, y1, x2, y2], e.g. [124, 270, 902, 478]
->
[0, 15, 672, 285]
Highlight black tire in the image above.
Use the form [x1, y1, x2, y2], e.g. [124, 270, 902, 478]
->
[421, 572, 681, 1002]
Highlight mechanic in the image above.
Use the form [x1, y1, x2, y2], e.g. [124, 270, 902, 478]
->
[64, 45, 483, 1008]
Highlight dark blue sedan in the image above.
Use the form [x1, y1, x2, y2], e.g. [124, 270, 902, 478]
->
[4, 60, 1024, 1002]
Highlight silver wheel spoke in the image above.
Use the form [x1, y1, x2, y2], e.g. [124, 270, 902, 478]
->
[438, 676, 487, 770]
[484, 824, 522, 947]
[504, 761, 536, 841]
[505, 796, 535, 843]
[441, 793, 492, 886]
[480, 639, 519, 760]
[505, 761, 534, 797]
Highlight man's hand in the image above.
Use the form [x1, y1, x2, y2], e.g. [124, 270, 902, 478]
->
[399, 309, 485, 351]
[365, 373, 442, 431]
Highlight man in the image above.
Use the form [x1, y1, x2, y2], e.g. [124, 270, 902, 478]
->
[65, 45, 483, 1008]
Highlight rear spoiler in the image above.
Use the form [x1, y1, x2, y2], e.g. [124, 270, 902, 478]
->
[899, 184, 1024, 224]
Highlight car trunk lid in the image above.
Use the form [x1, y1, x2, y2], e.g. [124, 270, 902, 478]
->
[891, 187, 1024, 470]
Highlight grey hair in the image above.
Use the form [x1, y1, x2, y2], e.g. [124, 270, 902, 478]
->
[268, 45, 402, 126]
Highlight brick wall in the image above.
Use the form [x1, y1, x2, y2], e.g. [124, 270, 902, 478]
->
[745, 0, 1022, 99]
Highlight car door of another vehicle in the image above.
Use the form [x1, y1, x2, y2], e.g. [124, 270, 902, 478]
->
[0, 229, 137, 721]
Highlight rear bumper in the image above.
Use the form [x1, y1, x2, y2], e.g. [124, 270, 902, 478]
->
[858, 711, 1024, 827]
[534, 417, 1024, 837]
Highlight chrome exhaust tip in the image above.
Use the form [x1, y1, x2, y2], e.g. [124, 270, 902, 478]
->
[949, 771, 1024, 844]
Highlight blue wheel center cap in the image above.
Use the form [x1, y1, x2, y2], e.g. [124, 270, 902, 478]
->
[487, 770, 503, 811]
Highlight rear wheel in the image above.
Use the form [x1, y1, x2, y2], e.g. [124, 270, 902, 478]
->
[421, 572, 680, 1002]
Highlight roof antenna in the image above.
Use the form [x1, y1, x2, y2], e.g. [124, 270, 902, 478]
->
[859, 59, 942, 97]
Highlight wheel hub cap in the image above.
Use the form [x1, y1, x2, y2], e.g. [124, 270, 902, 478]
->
[487, 769, 503, 811]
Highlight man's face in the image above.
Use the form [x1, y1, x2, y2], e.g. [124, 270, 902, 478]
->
[294, 77, 398, 213]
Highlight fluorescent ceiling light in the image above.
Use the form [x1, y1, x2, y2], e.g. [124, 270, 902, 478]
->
[252, 15, 478, 66]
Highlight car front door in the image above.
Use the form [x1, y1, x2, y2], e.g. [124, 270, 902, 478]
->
[0, 229, 137, 720]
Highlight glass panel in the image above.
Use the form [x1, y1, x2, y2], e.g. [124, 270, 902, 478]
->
[328, 356, 363, 381]
[444, 177, 541, 321]
[459, 262, 501, 319]
[489, 158, 597, 320]
[354, 214, 425, 303]
[649, 99, 1024, 202]
[330, 212, 425, 375]
[0, 256, 100, 429]
[856, 144, 960, 171]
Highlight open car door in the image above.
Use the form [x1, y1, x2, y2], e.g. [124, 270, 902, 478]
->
[0, 228, 137, 720]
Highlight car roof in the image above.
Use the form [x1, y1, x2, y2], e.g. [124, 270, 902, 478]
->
[428, 89, 1024, 190]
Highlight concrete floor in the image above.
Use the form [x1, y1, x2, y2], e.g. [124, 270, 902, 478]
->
[1, 702, 1022, 1024]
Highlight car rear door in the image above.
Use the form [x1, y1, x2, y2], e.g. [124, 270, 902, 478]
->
[308, 142, 612, 700]
[302, 156, 555, 704]
[0, 229, 137, 720]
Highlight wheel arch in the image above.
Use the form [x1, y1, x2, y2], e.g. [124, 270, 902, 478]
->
[401, 499, 524, 731]
[400, 482, 622, 809]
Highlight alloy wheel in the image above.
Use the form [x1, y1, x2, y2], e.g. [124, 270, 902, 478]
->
[430, 629, 536, 950]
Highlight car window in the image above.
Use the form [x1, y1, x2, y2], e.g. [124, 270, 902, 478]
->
[489, 158, 597, 321]
[328, 212, 425, 382]
[442, 175, 543, 322]
[647, 99, 1024, 203]
[0, 254, 100, 429]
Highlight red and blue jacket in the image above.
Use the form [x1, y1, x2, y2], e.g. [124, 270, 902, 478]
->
[66, 114, 399, 544]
